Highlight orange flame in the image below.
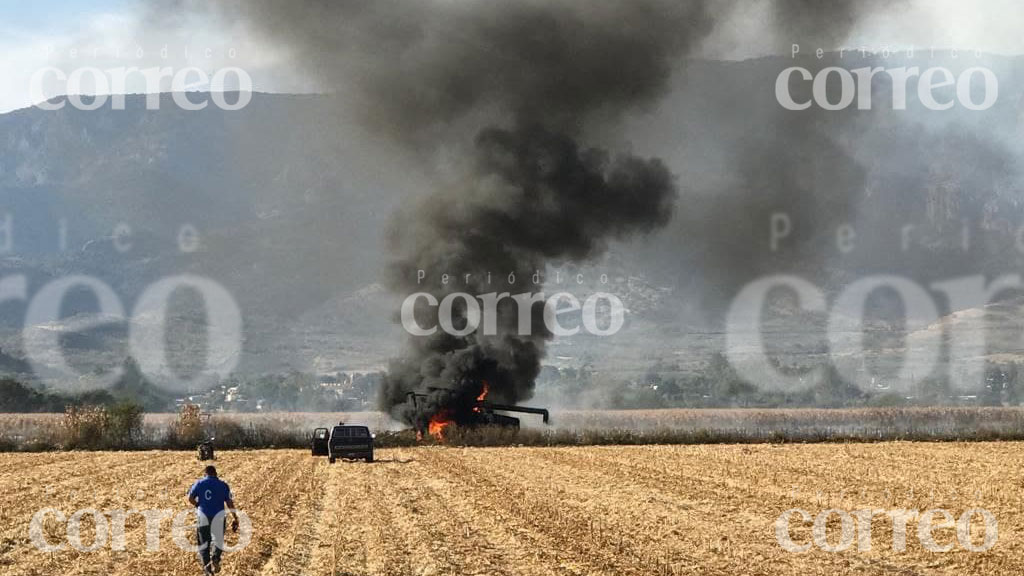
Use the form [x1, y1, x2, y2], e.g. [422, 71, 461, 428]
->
[421, 381, 489, 442]
[428, 411, 453, 441]
[473, 380, 489, 413]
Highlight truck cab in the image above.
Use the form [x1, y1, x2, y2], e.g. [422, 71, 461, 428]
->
[317, 425, 373, 463]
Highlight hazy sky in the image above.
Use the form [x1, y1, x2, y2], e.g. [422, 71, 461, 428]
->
[2, 0, 1024, 113]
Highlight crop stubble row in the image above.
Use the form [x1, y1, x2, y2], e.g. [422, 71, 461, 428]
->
[0, 443, 1021, 575]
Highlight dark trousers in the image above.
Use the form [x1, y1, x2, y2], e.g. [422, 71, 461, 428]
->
[196, 520, 224, 568]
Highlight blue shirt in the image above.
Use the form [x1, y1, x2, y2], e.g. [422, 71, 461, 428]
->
[188, 476, 232, 522]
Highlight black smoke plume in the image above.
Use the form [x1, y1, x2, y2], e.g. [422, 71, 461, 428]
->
[168, 0, 901, 423]
[169, 0, 714, 425]
[380, 126, 676, 427]
[350, 0, 711, 425]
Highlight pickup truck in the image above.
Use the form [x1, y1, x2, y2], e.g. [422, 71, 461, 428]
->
[312, 424, 374, 463]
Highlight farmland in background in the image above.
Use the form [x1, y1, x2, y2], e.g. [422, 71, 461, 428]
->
[4, 408, 1024, 451]
[0, 443, 1021, 575]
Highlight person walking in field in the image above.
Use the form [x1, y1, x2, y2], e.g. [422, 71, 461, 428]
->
[187, 465, 240, 575]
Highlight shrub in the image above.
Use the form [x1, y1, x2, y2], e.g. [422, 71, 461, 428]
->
[60, 405, 110, 449]
[57, 402, 144, 450]
[107, 401, 145, 448]
[239, 423, 306, 448]
[165, 404, 205, 448]
[208, 417, 248, 448]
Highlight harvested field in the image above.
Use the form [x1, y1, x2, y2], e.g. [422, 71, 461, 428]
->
[0, 443, 1022, 575]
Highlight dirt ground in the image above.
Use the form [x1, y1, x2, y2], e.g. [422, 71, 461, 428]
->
[0, 443, 1022, 575]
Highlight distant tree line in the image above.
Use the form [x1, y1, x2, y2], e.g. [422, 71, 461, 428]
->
[0, 378, 118, 412]
[0, 358, 172, 413]
[0, 366, 381, 414]
[534, 354, 1024, 410]
[7, 353, 1018, 414]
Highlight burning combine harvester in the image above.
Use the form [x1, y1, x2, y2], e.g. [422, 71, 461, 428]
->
[376, 124, 679, 445]
[407, 381, 549, 441]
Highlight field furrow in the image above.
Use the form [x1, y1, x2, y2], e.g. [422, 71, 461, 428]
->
[0, 443, 1020, 576]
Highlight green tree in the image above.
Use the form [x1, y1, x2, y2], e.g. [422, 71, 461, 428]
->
[107, 400, 145, 448]
[0, 379, 48, 411]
